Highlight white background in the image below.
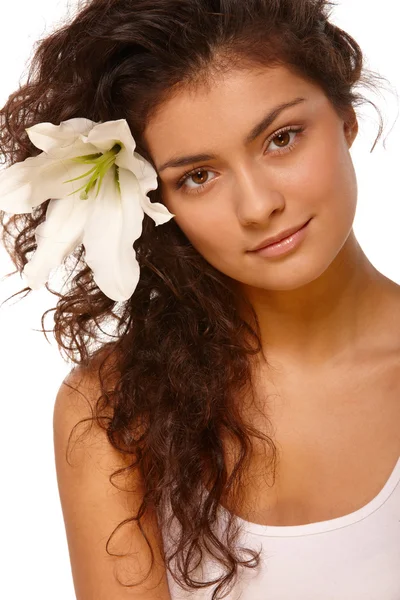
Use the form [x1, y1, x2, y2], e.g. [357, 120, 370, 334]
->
[0, 1, 399, 598]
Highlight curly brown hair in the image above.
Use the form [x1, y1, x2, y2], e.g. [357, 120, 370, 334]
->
[0, 0, 389, 598]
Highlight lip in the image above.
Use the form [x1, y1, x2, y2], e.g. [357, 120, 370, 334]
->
[248, 219, 312, 252]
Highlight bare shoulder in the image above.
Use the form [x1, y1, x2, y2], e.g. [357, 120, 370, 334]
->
[53, 351, 171, 600]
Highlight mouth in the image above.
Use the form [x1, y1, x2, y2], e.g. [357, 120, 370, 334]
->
[248, 218, 312, 252]
[249, 218, 313, 258]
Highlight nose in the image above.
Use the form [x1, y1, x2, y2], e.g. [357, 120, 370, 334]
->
[234, 163, 285, 225]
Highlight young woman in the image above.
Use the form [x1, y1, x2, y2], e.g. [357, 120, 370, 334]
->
[1, 0, 399, 598]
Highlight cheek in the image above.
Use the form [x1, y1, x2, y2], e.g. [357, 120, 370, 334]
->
[287, 134, 357, 209]
[161, 185, 221, 239]
[175, 208, 235, 255]
[294, 136, 358, 256]
[162, 183, 235, 252]
[289, 143, 335, 190]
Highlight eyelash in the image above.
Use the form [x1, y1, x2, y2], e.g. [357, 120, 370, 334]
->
[175, 125, 305, 195]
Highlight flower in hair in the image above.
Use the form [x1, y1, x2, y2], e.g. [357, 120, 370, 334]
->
[0, 118, 175, 301]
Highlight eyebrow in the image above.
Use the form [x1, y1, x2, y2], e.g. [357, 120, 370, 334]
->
[157, 96, 307, 173]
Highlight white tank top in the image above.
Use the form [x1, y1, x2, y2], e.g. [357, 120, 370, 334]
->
[161, 456, 400, 599]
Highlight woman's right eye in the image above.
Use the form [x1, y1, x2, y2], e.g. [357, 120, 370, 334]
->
[175, 168, 217, 194]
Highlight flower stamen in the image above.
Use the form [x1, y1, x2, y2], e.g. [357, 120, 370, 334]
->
[63, 143, 122, 200]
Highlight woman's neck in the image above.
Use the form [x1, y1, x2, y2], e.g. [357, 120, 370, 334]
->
[237, 231, 398, 367]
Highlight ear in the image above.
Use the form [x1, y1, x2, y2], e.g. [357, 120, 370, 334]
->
[343, 107, 359, 148]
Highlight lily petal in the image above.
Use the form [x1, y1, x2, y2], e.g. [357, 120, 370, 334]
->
[38, 137, 100, 161]
[138, 185, 176, 226]
[22, 194, 95, 290]
[26, 118, 96, 154]
[28, 157, 99, 207]
[82, 168, 144, 302]
[86, 119, 136, 154]
[0, 158, 37, 213]
[115, 150, 159, 195]
[0, 153, 99, 214]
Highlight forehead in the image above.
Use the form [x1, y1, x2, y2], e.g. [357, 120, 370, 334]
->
[143, 65, 324, 154]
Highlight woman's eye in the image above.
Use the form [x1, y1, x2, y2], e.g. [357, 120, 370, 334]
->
[266, 127, 303, 153]
[175, 126, 304, 194]
[175, 169, 217, 193]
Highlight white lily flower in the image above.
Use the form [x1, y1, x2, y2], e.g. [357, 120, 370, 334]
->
[0, 118, 175, 301]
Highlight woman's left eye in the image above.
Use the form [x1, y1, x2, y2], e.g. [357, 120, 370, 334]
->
[267, 126, 304, 154]
[175, 126, 304, 195]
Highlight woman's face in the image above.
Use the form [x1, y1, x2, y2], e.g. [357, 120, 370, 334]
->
[143, 64, 359, 292]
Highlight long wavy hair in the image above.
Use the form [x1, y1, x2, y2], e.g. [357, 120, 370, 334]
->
[0, 0, 388, 597]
